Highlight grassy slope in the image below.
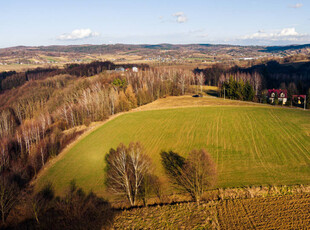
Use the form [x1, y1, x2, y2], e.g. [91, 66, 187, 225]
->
[36, 97, 310, 196]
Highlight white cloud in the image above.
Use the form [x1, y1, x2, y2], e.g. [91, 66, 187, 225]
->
[242, 28, 308, 42]
[289, 3, 303, 8]
[172, 12, 188, 23]
[278, 28, 299, 36]
[58, 29, 99, 40]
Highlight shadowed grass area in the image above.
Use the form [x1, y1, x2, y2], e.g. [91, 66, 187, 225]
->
[36, 101, 310, 196]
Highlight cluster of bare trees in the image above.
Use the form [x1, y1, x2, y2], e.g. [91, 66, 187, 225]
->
[0, 110, 15, 138]
[57, 82, 111, 128]
[105, 143, 217, 206]
[0, 140, 9, 171]
[55, 68, 194, 129]
[17, 114, 51, 154]
[0, 178, 19, 224]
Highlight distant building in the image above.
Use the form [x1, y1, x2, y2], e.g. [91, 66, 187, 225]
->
[115, 67, 125, 72]
[292, 95, 306, 105]
[240, 57, 255, 61]
[132, 67, 138, 72]
[268, 89, 287, 104]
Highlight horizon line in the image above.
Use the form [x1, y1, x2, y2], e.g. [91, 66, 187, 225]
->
[1, 42, 310, 50]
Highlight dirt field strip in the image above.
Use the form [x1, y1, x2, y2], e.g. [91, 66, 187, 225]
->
[217, 194, 310, 229]
[113, 193, 310, 229]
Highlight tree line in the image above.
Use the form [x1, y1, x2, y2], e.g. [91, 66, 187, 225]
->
[195, 60, 310, 102]
[0, 61, 149, 92]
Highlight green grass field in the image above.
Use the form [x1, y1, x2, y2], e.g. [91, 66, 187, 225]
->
[36, 99, 310, 196]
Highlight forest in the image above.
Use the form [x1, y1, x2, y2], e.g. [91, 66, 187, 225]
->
[0, 61, 149, 92]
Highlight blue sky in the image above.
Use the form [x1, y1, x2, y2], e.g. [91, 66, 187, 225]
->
[1, 0, 310, 48]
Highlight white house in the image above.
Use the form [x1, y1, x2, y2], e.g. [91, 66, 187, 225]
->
[132, 67, 138, 72]
[115, 67, 125, 72]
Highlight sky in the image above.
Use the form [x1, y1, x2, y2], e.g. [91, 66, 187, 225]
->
[0, 0, 310, 48]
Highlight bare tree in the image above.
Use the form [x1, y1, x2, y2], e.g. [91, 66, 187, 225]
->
[21, 124, 31, 154]
[13, 102, 23, 124]
[105, 142, 151, 206]
[160, 149, 216, 204]
[197, 73, 204, 93]
[0, 110, 14, 138]
[0, 179, 19, 225]
[16, 131, 23, 156]
[125, 85, 138, 109]
[253, 72, 262, 96]
[60, 105, 69, 126]
[109, 87, 118, 115]
[178, 72, 186, 95]
[30, 182, 54, 224]
[184, 149, 217, 204]
[0, 139, 9, 172]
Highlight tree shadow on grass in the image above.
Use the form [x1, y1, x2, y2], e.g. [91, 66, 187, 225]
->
[204, 89, 219, 97]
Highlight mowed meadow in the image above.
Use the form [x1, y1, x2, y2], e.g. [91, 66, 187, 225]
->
[36, 97, 310, 196]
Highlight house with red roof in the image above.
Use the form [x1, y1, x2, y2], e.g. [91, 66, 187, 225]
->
[268, 89, 287, 104]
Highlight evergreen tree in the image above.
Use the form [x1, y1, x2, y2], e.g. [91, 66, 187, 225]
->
[274, 92, 279, 105]
[243, 81, 254, 101]
[307, 88, 310, 109]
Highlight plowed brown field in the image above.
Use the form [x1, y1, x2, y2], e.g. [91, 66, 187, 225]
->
[217, 194, 310, 229]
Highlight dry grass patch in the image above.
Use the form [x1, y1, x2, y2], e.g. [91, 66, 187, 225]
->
[136, 95, 267, 110]
[113, 201, 218, 229]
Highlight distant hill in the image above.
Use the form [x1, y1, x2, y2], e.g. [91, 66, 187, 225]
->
[261, 44, 310, 52]
[0, 43, 309, 70]
[1, 43, 309, 54]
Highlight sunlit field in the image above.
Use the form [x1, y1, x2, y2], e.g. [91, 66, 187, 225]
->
[36, 97, 310, 196]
